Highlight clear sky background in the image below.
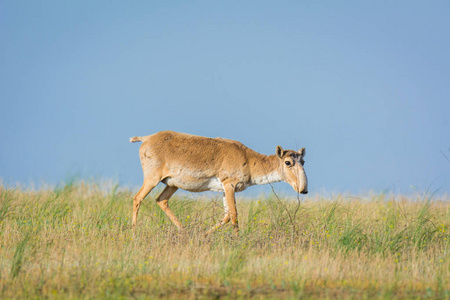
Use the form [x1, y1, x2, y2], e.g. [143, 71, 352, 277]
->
[1, 1, 449, 196]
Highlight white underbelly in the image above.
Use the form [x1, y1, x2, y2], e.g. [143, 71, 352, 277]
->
[162, 176, 224, 192]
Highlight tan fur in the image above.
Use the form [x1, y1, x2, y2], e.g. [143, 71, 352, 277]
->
[130, 130, 308, 235]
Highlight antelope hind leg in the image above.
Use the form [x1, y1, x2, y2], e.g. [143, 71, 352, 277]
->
[156, 186, 183, 230]
[133, 177, 159, 228]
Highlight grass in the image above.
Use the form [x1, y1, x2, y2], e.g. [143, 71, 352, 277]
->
[0, 180, 449, 299]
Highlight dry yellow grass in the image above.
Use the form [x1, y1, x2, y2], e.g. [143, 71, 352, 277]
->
[0, 180, 449, 299]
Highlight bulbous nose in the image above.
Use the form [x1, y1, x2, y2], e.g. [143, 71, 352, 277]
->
[301, 189, 308, 195]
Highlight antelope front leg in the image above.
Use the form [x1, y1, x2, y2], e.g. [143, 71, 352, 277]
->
[205, 195, 231, 235]
[205, 214, 230, 236]
[224, 183, 239, 236]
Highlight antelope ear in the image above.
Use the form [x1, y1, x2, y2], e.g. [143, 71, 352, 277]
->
[276, 146, 284, 158]
[298, 147, 306, 158]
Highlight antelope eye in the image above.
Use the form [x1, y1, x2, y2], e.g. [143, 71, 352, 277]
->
[285, 161, 291, 166]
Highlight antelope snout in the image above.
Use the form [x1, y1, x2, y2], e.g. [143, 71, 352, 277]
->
[294, 184, 308, 195]
[297, 178, 308, 195]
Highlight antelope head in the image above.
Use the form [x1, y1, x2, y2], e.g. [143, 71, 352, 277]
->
[276, 146, 308, 194]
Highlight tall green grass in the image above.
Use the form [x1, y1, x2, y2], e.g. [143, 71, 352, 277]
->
[0, 181, 448, 299]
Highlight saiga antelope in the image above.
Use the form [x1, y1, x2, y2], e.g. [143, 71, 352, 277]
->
[130, 131, 308, 235]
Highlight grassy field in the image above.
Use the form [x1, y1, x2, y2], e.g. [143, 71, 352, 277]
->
[0, 180, 449, 299]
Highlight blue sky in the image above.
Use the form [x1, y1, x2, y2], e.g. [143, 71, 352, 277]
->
[1, 1, 449, 196]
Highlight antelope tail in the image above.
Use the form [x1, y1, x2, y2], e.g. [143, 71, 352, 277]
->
[129, 136, 144, 143]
